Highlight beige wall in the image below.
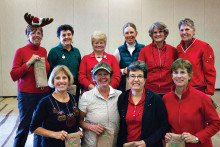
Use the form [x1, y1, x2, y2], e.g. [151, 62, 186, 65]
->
[0, 0, 219, 96]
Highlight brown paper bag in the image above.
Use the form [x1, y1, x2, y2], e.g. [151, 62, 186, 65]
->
[68, 85, 77, 96]
[34, 57, 48, 88]
[165, 133, 185, 147]
[96, 127, 114, 147]
[123, 141, 136, 147]
[126, 79, 131, 91]
[65, 132, 81, 147]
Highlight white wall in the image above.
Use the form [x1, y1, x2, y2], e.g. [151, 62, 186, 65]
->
[1, 0, 220, 96]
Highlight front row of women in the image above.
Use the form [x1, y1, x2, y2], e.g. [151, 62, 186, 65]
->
[30, 59, 220, 147]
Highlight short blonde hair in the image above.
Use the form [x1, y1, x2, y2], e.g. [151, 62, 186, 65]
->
[48, 65, 74, 88]
[91, 31, 107, 44]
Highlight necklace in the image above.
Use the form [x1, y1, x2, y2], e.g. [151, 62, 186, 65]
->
[48, 95, 79, 127]
[152, 44, 167, 70]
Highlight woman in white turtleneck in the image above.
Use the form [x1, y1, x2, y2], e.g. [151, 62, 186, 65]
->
[114, 22, 145, 92]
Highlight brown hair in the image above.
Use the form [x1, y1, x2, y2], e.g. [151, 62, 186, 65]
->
[171, 58, 193, 80]
[25, 25, 43, 36]
[123, 22, 137, 34]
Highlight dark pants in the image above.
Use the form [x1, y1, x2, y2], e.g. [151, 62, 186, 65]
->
[14, 91, 49, 147]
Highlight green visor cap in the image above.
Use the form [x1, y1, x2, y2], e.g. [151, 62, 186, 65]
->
[92, 62, 112, 75]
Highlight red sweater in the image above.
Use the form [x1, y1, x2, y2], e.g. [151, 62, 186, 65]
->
[163, 85, 220, 147]
[78, 52, 121, 90]
[177, 38, 216, 95]
[138, 42, 177, 94]
[10, 42, 50, 93]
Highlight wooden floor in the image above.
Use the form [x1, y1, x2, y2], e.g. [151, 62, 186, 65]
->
[0, 91, 220, 147]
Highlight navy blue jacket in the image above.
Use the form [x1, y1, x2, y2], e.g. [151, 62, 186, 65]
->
[117, 41, 145, 92]
[117, 88, 170, 147]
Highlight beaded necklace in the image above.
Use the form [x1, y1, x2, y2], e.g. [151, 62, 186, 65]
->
[152, 44, 167, 70]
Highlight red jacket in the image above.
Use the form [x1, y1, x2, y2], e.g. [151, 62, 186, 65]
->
[163, 85, 220, 147]
[10, 42, 50, 93]
[177, 38, 216, 95]
[78, 52, 121, 90]
[138, 42, 177, 94]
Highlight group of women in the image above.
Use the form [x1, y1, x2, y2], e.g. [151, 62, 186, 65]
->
[10, 15, 220, 147]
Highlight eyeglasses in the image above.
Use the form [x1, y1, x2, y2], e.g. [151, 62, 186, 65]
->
[129, 75, 144, 80]
[153, 30, 164, 35]
[30, 32, 42, 36]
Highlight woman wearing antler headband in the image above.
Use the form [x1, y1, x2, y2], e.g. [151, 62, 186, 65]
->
[10, 13, 53, 147]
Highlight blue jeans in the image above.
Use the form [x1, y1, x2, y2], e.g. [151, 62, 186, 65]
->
[14, 91, 49, 147]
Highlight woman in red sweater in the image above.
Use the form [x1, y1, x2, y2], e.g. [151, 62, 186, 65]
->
[177, 18, 216, 96]
[78, 31, 121, 91]
[163, 58, 220, 147]
[138, 22, 177, 98]
[10, 13, 52, 147]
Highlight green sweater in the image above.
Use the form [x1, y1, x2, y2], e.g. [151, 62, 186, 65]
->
[47, 43, 81, 79]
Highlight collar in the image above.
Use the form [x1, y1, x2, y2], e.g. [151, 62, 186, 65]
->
[128, 88, 146, 106]
[57, 42, 74, 51]
[27, 41, 40, 50]
[172, 83, 192, 99]
[151, 41, 166, 51]
[90, 52, 107, 59]
[126, 41, 136, 48]
[124, 40, 139, 48]
[94, 86, 117, 100]
[180, 38, 196, 51]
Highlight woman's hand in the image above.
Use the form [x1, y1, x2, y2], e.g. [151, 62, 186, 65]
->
[123, 67, 128, 75]
[26, 54, 40, 68]
[77, 130, 83, 138]
[51, 130, 68, 141]
[88, 84, 95, 90]
[89, 124, 105, 135]
[134, 140, 146, 147]
[165, 133, 172, 143]
[182, 132, 198, 143]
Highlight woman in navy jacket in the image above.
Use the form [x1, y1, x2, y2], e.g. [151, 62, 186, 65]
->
[117, 61, 169, 147]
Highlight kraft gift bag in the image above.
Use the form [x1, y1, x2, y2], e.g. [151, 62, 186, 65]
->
[65, 132, 81, 147]
[96, 127, 114, 147]
[68, 85, 77, 96]
[123, 141, 136, 147]
[34, 57, 48, 88]
[165, 133, 185, 147]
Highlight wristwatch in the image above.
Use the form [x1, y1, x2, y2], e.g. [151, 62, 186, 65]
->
[195, 136, 199, 143]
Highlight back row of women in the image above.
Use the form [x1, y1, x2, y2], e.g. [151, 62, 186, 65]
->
[10, 12, 219, 147]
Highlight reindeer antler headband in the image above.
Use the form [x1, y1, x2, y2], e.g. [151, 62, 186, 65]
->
[24, 12, 54, 27]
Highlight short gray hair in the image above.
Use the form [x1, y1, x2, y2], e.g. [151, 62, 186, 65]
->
[148, 22, 169, 40]
[178, 18, 195, 30]
[48, 65, 74, 88]
[127, 61, 148, 78]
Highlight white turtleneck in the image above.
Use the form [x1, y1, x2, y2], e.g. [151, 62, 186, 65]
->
[113, 42, 136, 75]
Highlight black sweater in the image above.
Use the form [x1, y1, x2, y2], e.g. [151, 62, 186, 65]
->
[117, 88, 170, 147]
